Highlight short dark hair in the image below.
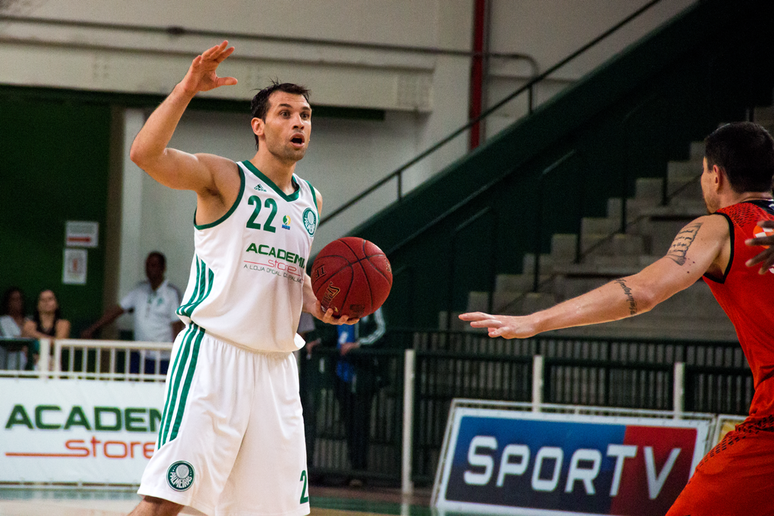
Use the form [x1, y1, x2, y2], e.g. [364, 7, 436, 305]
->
[250, 81, 311, 149]
[704, 122, 774, 193]
[1, 286, 23, 315]
[147, 251, 166, 270]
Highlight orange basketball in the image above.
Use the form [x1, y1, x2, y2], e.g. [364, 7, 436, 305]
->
[311, 237, 392, 319]
[753, 224, 774, 248]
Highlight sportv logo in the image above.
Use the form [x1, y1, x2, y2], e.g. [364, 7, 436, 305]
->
[464, 437, 679, 499]
[443, 416, 700, 515]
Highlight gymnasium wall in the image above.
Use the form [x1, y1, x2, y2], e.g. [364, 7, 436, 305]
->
[0, 95, 110, 332]
[0, 1, 696, 329]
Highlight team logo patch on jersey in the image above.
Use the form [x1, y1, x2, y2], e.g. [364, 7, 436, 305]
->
[303, 208, 317, 236]
[282, 215, 291, 230]
[167, 461, 195, 491]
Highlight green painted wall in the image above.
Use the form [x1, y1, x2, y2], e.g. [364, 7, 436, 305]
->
[0, 96, 111, 334]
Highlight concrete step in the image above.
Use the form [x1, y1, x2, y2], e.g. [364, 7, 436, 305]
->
[495, 273, 551, 293]
[638, 218, 699, 255]
[667, 160, 703, 182]
[550, 234, 578, 263]
[667, 176, 702, 200]
[582, 217, 620, 236]
[689, 141, 705, 161]
[579, 233, 647, 256]
[551, 262, 642, 278]
[634, 177, 663, 202]
[637, 201, 706, 219]
[523, 253, 555, 275]
[753, 105, 774, 124]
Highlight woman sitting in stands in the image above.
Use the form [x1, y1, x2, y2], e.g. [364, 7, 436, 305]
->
[22, 289, 70, 369]
[0, 286, 29, 370]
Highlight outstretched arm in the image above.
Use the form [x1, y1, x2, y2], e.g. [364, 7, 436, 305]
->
[746, 219, 774, 274]
[81, 304, 125, 338]
[129, 41, 238, 194]
[460, 215, 729, 339]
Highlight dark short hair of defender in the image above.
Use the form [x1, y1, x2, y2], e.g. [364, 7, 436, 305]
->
[705, 122, 774, 193]
[250, 81, 311, 149]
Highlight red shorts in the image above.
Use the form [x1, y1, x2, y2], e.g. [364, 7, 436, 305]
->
[667, 415, 774, 516]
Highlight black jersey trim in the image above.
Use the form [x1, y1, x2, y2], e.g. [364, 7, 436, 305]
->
[703, 212, 733, 284]
[193, 163, 246, 230]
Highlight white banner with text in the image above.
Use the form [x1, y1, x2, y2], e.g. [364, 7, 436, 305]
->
[0, 378, 165, 484]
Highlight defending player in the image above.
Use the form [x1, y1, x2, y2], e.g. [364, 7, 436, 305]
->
[127, 41, 353, 516]
[461, 122, 774, 515]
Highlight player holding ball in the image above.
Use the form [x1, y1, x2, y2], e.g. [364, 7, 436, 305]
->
[128, 41, 356, 516]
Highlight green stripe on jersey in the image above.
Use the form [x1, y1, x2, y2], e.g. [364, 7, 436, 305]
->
[177, 256, 214, 318]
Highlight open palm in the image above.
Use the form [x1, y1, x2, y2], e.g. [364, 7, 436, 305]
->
[179, 40, 238, 95]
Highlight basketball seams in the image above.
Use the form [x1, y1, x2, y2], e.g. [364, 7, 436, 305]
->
[364, 256, 392, 283]
[352, 259, 374, 315]
[311, 237, 392, 318]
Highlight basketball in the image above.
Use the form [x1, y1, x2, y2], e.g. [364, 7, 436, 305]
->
[311, 237, 393, 319]
[753, 224, 774, 248]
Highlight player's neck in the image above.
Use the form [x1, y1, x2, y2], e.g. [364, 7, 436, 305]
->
[249, 153, 298, 194]
[723, 191, 773, 208]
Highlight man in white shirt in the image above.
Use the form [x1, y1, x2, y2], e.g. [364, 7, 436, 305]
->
[82, 251, 183, 373]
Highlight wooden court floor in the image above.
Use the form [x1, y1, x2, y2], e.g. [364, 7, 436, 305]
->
[0, 485, 435, 516]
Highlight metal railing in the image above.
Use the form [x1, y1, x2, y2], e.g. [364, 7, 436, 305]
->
[3, 332, 751, 492]
[319, 0, 668, 228]
[298, 331, 749, 488]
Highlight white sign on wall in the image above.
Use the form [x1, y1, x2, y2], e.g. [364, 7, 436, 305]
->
[0, 378, 165, 484]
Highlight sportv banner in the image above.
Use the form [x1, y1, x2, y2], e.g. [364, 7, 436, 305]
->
[434, 407, 712, 516]
[0, 377, 165, 484]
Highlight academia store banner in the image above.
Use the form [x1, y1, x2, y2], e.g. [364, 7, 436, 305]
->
[0, 378, 165, 484]
[435, 408, 711, 516]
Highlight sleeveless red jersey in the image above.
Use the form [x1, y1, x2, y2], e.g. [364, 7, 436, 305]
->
[704, 199, 774, 417]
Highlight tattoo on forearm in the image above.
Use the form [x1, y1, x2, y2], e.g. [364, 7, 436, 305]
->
[666, 222, 703, 266]
[615, 279, 637, 315]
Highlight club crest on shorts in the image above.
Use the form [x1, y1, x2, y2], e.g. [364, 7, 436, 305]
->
[167, 461, 195, 491]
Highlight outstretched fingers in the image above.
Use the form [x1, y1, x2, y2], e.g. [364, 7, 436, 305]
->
[745, 220, 774, 274]
[459, 312, 502, 327]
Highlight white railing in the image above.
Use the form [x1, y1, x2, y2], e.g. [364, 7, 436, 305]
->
[0, 338, 172, 381]
[2, 344, 749, 495]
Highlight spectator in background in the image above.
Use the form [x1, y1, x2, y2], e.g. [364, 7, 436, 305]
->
[335, 307, 386, 486]
[21, 288, 70, 369]
[81, 251, 183, 374]
[0, 287, 29, 370]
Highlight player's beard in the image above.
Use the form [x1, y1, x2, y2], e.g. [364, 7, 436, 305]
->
[265, 135, 307, 164]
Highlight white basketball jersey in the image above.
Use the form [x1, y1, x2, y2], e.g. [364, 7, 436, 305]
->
[176, 160, 318, 353]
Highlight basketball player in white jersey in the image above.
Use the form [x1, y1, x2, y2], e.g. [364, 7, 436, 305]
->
[127, 41, 353, 516]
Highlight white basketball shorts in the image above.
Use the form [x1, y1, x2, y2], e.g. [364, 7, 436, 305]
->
[138, 323, 310, 516]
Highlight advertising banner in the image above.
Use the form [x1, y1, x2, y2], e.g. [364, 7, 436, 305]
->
[0, 378, 165, 484]
[434, 407, 712, 516]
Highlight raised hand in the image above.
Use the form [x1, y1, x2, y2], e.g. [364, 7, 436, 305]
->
[179, 40, 238, 96]
[745, 219, 774, 274]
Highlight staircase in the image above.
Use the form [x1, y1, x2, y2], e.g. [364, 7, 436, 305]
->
[461, 138, 742, 342]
